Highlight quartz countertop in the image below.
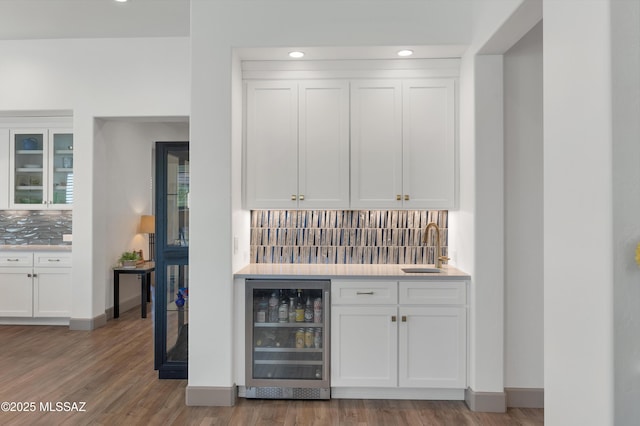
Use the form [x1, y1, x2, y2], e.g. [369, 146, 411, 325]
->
[234, 263, 469, 280]
[0, 245, 72, 252]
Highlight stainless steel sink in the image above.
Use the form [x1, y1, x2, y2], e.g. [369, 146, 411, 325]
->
[401, 267, 441, 273]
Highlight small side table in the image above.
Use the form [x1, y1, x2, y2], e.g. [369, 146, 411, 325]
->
[113, 261, 155, 319]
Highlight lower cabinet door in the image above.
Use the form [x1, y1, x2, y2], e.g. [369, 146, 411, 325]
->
[331, 305, 397, 387]
[33, 268, 71, 317]
[398, 306, 467, 388]
[0, 269, 33, 317]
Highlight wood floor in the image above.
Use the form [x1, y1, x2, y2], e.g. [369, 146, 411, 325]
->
[0, 306, 543, 426]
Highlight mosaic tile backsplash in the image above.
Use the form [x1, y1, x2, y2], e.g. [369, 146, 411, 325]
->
[0, 211, 72, 245]
[251, 210, 448, 264]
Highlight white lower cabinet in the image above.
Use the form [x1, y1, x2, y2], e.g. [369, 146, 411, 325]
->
[332, 305, 398, 387]
[0, 251, 71, 320]
[331, 279, 467, 393]
[0, 267, 33, 317]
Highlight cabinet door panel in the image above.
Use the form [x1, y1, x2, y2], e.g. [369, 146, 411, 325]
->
[9, 129, 47, 209]
[399, 306, 466, 388]
[49, 129, 73, 209]
[245, 81, 299, 208]
[402, 79, 455, 209]
[33, 268, 72, 317]
[298, 81, 350, 208]
[350, 80, 402, 209]
[331, 306, 397, 387]
[0, 269, 33, 317]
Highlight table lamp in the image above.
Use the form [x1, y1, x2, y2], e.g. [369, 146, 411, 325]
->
[139, 215, 155, 261]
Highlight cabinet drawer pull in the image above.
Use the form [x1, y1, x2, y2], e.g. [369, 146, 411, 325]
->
[7, 258, 20, 262]
[391, 316, 397, 322]
[47, 259, 61, 262]
[356, 291, 374, 295]
[291, 195, 297, 201]
[402, 316, 407, 322]
[404, 195, 409, 201]
[396, 194, 401, 201]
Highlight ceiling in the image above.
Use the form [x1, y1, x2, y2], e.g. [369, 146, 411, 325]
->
[0, 0, 190, 40]
[0, 0, 468, 60]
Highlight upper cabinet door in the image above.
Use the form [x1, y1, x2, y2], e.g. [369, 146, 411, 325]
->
[298, 81, 350, 209]
[350, 80, 403, 209]
[48, 129, 73, 209]
[402, 79, 455, 209]
[245, 81, 299, 209]
[10, 129, 47, 209]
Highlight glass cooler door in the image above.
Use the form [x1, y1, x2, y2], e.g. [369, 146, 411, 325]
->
[245, 280, 330, 393]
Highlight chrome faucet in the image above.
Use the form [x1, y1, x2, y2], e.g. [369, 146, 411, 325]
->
[423, 222, 449, 268]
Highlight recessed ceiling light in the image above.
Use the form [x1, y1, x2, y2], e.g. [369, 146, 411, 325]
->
[288, 51, 305, 58]
[115, 0, 128, 3]
[397, 49, 414, 57]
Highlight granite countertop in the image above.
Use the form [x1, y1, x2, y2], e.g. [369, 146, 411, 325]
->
[234, 263, 469, 280]
[0, 245, 72, 252]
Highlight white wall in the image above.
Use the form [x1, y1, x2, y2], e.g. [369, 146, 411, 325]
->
[0, 37, 190, 322]
[503, 22, 543, 389]
[611, 1, 640, 424]
[544, 1, 614, 424]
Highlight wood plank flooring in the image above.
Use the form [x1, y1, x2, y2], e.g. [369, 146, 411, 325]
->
[0, 307, 543, 425]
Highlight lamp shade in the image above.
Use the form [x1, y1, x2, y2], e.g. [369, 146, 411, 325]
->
[139, 215, 155, 234]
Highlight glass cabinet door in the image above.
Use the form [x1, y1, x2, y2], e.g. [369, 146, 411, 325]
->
[154, 141, 189, 379]
[11, 129, 46, 207]
[50, 131, 74, 207]
[10, 128, 73, 209]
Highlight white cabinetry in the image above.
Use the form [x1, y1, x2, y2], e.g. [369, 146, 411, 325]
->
[331, 279, 467, 395]
[0, 251, 72, 322]
[0, 253, 34, 317]
[351, 79, 456, 209]
[245, 80, 349, 209]
[9, 128, 74, 210]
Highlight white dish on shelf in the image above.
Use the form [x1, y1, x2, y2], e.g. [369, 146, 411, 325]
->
[23, 164, 40, 168]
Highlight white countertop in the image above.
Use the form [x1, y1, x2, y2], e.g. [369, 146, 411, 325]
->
[234, 263, 469, 280]
[0, 245, 72, 252]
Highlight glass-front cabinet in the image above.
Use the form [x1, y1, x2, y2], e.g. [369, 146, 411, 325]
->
[154, 142, 189, 379]
[9, 128, 73, 209]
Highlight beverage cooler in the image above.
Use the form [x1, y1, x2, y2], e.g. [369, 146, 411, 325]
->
[245, 279, 330, 399]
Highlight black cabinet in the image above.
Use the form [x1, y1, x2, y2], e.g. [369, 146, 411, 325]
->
[154, 141, 189, 379]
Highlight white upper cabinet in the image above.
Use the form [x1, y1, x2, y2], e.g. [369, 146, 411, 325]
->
[298, 81, 350, 209]
[9, 128, 74, 210]
[245, 81, 299, 208]
[245, 80, 350, 209]
[350, 80, 403, 209]
[351, 79, 456, 209]
[402, 79, 455, 209]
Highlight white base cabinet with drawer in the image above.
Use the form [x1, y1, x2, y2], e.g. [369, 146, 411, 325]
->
[0, 251, 72, 324]
[331, 279, 468, 399]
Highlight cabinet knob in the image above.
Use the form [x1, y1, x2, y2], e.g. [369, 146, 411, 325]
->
[402, 315, 407, 322]
[42, 201, 47, 204]
[291, 195, 297, 201]
[396, 195, 401, 201]
[404, 195, 409, 201]
[27, 273, 32, 278]
[299, 194, 305, 201]
[33, 273, 37, 278]
[391, 315, 397, 322]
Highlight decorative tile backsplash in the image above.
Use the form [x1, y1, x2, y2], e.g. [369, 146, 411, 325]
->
[0, 211, 72, 245]
[251, 210, 447, 264]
